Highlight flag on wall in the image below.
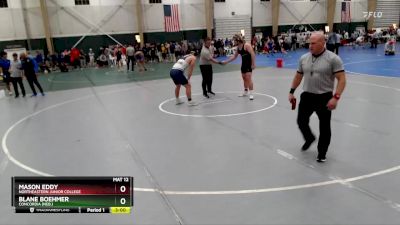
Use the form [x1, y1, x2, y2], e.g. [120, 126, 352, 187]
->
[341, 1, 351, 23]
[164, 4, 180, 32]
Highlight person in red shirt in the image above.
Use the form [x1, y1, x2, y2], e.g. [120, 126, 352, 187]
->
[70, 48, 81, 69]
[121, 45, 127, 56]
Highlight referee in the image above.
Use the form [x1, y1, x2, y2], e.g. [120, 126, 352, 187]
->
[288, 32, 346, 162]
[199, 37, 221, 98]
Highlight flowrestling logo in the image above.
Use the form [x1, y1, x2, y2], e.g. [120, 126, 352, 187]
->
[363, 12, 383, 19]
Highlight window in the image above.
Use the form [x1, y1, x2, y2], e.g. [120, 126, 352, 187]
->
[215, 0, 225, 2]
[149, 0, 162, 3]
[75, 0, 90, 5]
[0, 0, 8, 8]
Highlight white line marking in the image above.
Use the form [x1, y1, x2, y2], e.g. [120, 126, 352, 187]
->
[1, 95, 94, 177]
[277, 149, 294, 160]
[343, 58, 399, 66]
[2, 78, 400, 195]
[200, 99, 232, 106]
[159, 92, 278, 118]
[329, 176, 354, 188]
[344, 122, 360, 128]
[344, 58, 400, 78]
[347, 72, 398, 79]
[349, 80, 400, 92]
[1, 86, 137, 177]
[0, 157, 9, 174]
[48, 77, 91, 84]
[284, 63, 297, 66]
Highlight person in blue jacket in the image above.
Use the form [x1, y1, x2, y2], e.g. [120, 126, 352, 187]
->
[20, 52, 45, 97]
[0, 51, 12, 96]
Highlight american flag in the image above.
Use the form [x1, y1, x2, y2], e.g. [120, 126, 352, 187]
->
[164, 4, 180, 32]
[341, 1, 351, 23]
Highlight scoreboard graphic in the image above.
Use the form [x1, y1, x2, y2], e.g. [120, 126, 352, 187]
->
[12, 177, 134, 214]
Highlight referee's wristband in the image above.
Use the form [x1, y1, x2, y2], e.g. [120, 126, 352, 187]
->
[289, 88, 296, 94]
[333, 93, 341, 100]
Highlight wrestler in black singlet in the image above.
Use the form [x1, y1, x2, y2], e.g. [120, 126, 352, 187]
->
[238, 47, 252, 73]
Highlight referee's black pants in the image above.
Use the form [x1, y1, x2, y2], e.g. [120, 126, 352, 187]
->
[200, 65, 213, 94]
[127, 56, 135, 71]
[327, 44, 335, 53]
[371, 38, 378, 48]
[335, 43, 340, 55]
[26, 75, 44, 95]
[297, 92, 332, 157]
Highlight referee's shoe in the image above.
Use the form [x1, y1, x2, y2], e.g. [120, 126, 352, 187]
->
[301, 137, 315, 151]
[316, 156, 327, 163]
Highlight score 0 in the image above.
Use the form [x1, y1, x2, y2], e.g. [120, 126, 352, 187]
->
[112, 177, 132, 206]
[116, 184, 128, 206]
[113, 177, 129, 194]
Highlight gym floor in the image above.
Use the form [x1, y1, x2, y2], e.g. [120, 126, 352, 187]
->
[1, 44, 400, 224]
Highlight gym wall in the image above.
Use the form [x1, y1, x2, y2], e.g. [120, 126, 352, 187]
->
[0, 0, 373, 52]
